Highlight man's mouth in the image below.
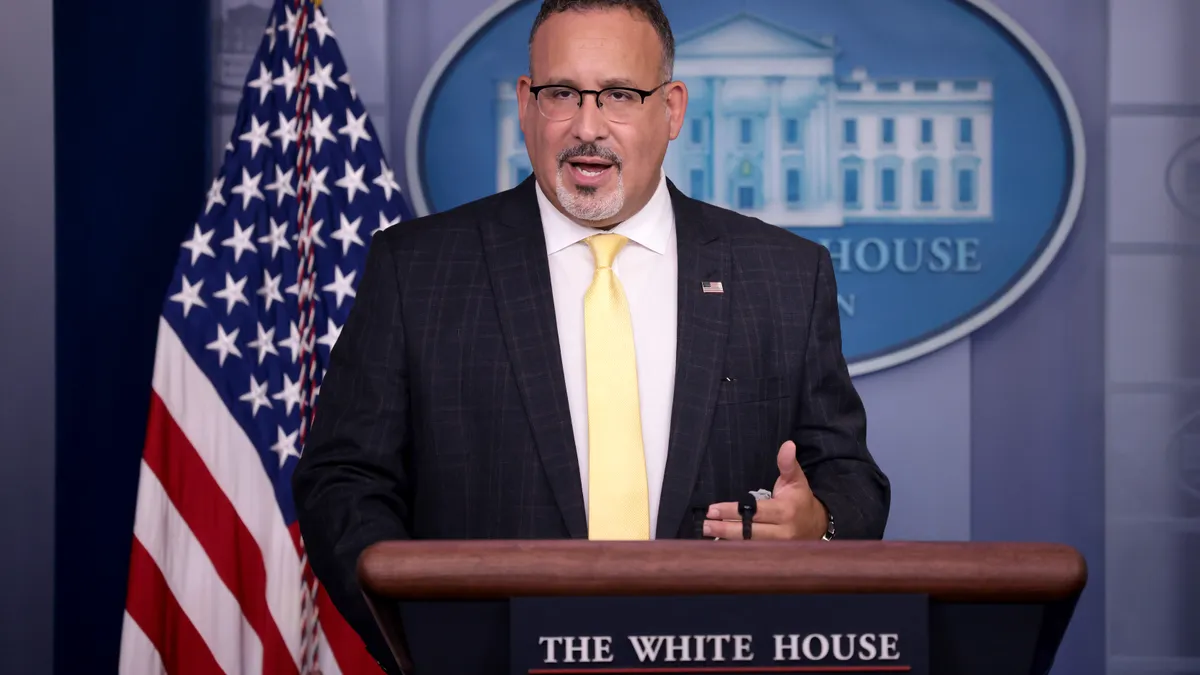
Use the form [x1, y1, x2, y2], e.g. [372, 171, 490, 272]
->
[567, 159, 614, 176]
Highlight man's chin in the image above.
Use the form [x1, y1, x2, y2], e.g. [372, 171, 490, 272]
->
[561, 178, 618, 204]
[554, 164, 624, 222]
[568, 183, 601, 197]
[558, 191, 624, 223]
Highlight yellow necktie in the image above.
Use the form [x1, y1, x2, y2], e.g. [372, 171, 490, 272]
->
[584, 233, 651, 540]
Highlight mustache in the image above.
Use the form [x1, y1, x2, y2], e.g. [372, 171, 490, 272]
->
[557, 143, 622, 166]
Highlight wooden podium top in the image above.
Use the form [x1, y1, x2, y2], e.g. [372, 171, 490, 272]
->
[358, 540, 1087, 603]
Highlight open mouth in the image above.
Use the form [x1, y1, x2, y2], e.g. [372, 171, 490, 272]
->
[571, 161, 611, 176]
[565, 158, 616, 185]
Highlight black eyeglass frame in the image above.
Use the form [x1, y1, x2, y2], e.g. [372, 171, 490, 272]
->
[528, 81, 672, 112]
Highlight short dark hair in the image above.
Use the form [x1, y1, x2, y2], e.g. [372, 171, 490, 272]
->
[528, 0, 675, 81]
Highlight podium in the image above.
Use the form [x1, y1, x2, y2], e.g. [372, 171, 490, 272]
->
[357, 540, 1087, 675]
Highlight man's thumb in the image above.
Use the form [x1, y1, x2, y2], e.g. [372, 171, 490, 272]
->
[777, 440, 801, 482]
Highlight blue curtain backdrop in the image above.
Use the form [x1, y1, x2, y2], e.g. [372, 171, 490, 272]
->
[52, 0, 210, 672]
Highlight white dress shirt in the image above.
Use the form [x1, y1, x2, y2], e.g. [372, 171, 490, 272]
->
[535, 171, 678, 539]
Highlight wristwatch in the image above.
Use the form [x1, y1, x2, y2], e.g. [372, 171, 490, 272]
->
[815, 496, 835, 541]
[821, 508, 836, 541]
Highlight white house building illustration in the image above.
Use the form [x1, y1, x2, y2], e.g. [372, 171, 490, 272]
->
[495, 13, 993, 227]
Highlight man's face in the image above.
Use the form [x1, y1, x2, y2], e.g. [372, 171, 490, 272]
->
[517, 8, 687, 228]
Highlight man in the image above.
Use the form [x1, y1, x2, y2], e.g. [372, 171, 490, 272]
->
[293, 0, 890, 672]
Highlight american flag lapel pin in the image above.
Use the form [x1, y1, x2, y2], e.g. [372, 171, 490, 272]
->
[701, 281, 724, 294]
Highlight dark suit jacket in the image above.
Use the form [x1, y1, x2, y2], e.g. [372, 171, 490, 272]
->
[292, 176, 890, 673]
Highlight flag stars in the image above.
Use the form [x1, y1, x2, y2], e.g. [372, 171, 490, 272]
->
[309, 57, 337, 101]
[373, 164, 401, 202]
[294, 219, 327, 250]
[274, 60, 300, 102]
[308, 166, 332, 201]
[339, 110, 372, 153]
[265, 166, 296, 207]
[239, 375, 272, 417]
[239, 115, 272, 159]
[273, 373, 303, 416]
[206, 324, 242, 367]
[263, 19, 277, 52]
[331, 213, 364, 255]
[247, 63, 274, 105]
[213, 272, 250, 314]
[335, 160, 369, 204]
[157, 15, 416, 480]
[170, 276, 207, 318]
[278, 321, 302, 364]
[205, 176, 226, 214]
[311, 9, 335, 45]
[231, 168, 265, 210]
[246, 322, 279, 365]
[271, 426, 301, 468]
[376, 212, 398, 235]
[222, 220, 257, 263]
[279, 5, 301, 46]
[318, 318, 342, 352]
[323, 265, 358, 308]
[338, 72, 357, 100]
[258, 218, 291, 261]
[272, 112, 298, 153]
[310, 112, 337, 154]
[181, 224, 215, 265]
[257, 270, 285, 311]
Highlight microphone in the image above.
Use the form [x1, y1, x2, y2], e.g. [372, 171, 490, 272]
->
[738, 494, 757, 540]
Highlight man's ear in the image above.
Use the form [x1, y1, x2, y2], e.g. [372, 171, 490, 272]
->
[664, 80, 689, 141]
[516, 76, 533, 136]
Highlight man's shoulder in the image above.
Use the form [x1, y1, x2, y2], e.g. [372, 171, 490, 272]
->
[686, 195, 827, 266]
[372, 188, 514, 253]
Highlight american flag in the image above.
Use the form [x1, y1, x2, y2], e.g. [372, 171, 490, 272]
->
[118, 0, 410, 672]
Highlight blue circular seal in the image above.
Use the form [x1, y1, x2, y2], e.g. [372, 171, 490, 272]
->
[403, 0, 1085, 376]
[1166, 135, 1200, 221]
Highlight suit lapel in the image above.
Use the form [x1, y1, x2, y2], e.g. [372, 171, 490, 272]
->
[656, 182, 731, 538]
[479, 178, 588, 538]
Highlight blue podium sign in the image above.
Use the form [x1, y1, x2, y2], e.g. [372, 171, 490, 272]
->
[509, 594, 928, 674]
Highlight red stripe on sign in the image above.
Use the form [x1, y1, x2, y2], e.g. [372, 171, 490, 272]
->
[525, 662, 907, 667]
[143, 392, 300, 675]
[125, 539, 225, 675]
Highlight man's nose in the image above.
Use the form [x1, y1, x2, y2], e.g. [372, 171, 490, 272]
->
[569, 93, 610, 143]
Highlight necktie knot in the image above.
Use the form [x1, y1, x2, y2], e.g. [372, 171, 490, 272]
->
[586, 233, 629, 270]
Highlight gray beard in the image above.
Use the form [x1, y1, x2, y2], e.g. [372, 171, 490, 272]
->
[556, 164, 624, 222]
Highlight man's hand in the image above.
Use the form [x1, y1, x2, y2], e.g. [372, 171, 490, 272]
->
[702, 440, 828, 540]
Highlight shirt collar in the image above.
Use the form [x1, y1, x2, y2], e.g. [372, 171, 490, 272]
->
[535, 169, 673, 256]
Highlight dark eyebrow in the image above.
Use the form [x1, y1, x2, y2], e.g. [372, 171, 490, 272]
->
[535, 78, 580, 90]
[597, 77, 640, 89]
[539, 77, 642, 90]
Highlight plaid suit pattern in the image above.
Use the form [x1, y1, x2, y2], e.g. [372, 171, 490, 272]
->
[293, 176, 890, 673]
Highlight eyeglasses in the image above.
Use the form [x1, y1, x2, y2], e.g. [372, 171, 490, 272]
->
[529, 82, 670, 123]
